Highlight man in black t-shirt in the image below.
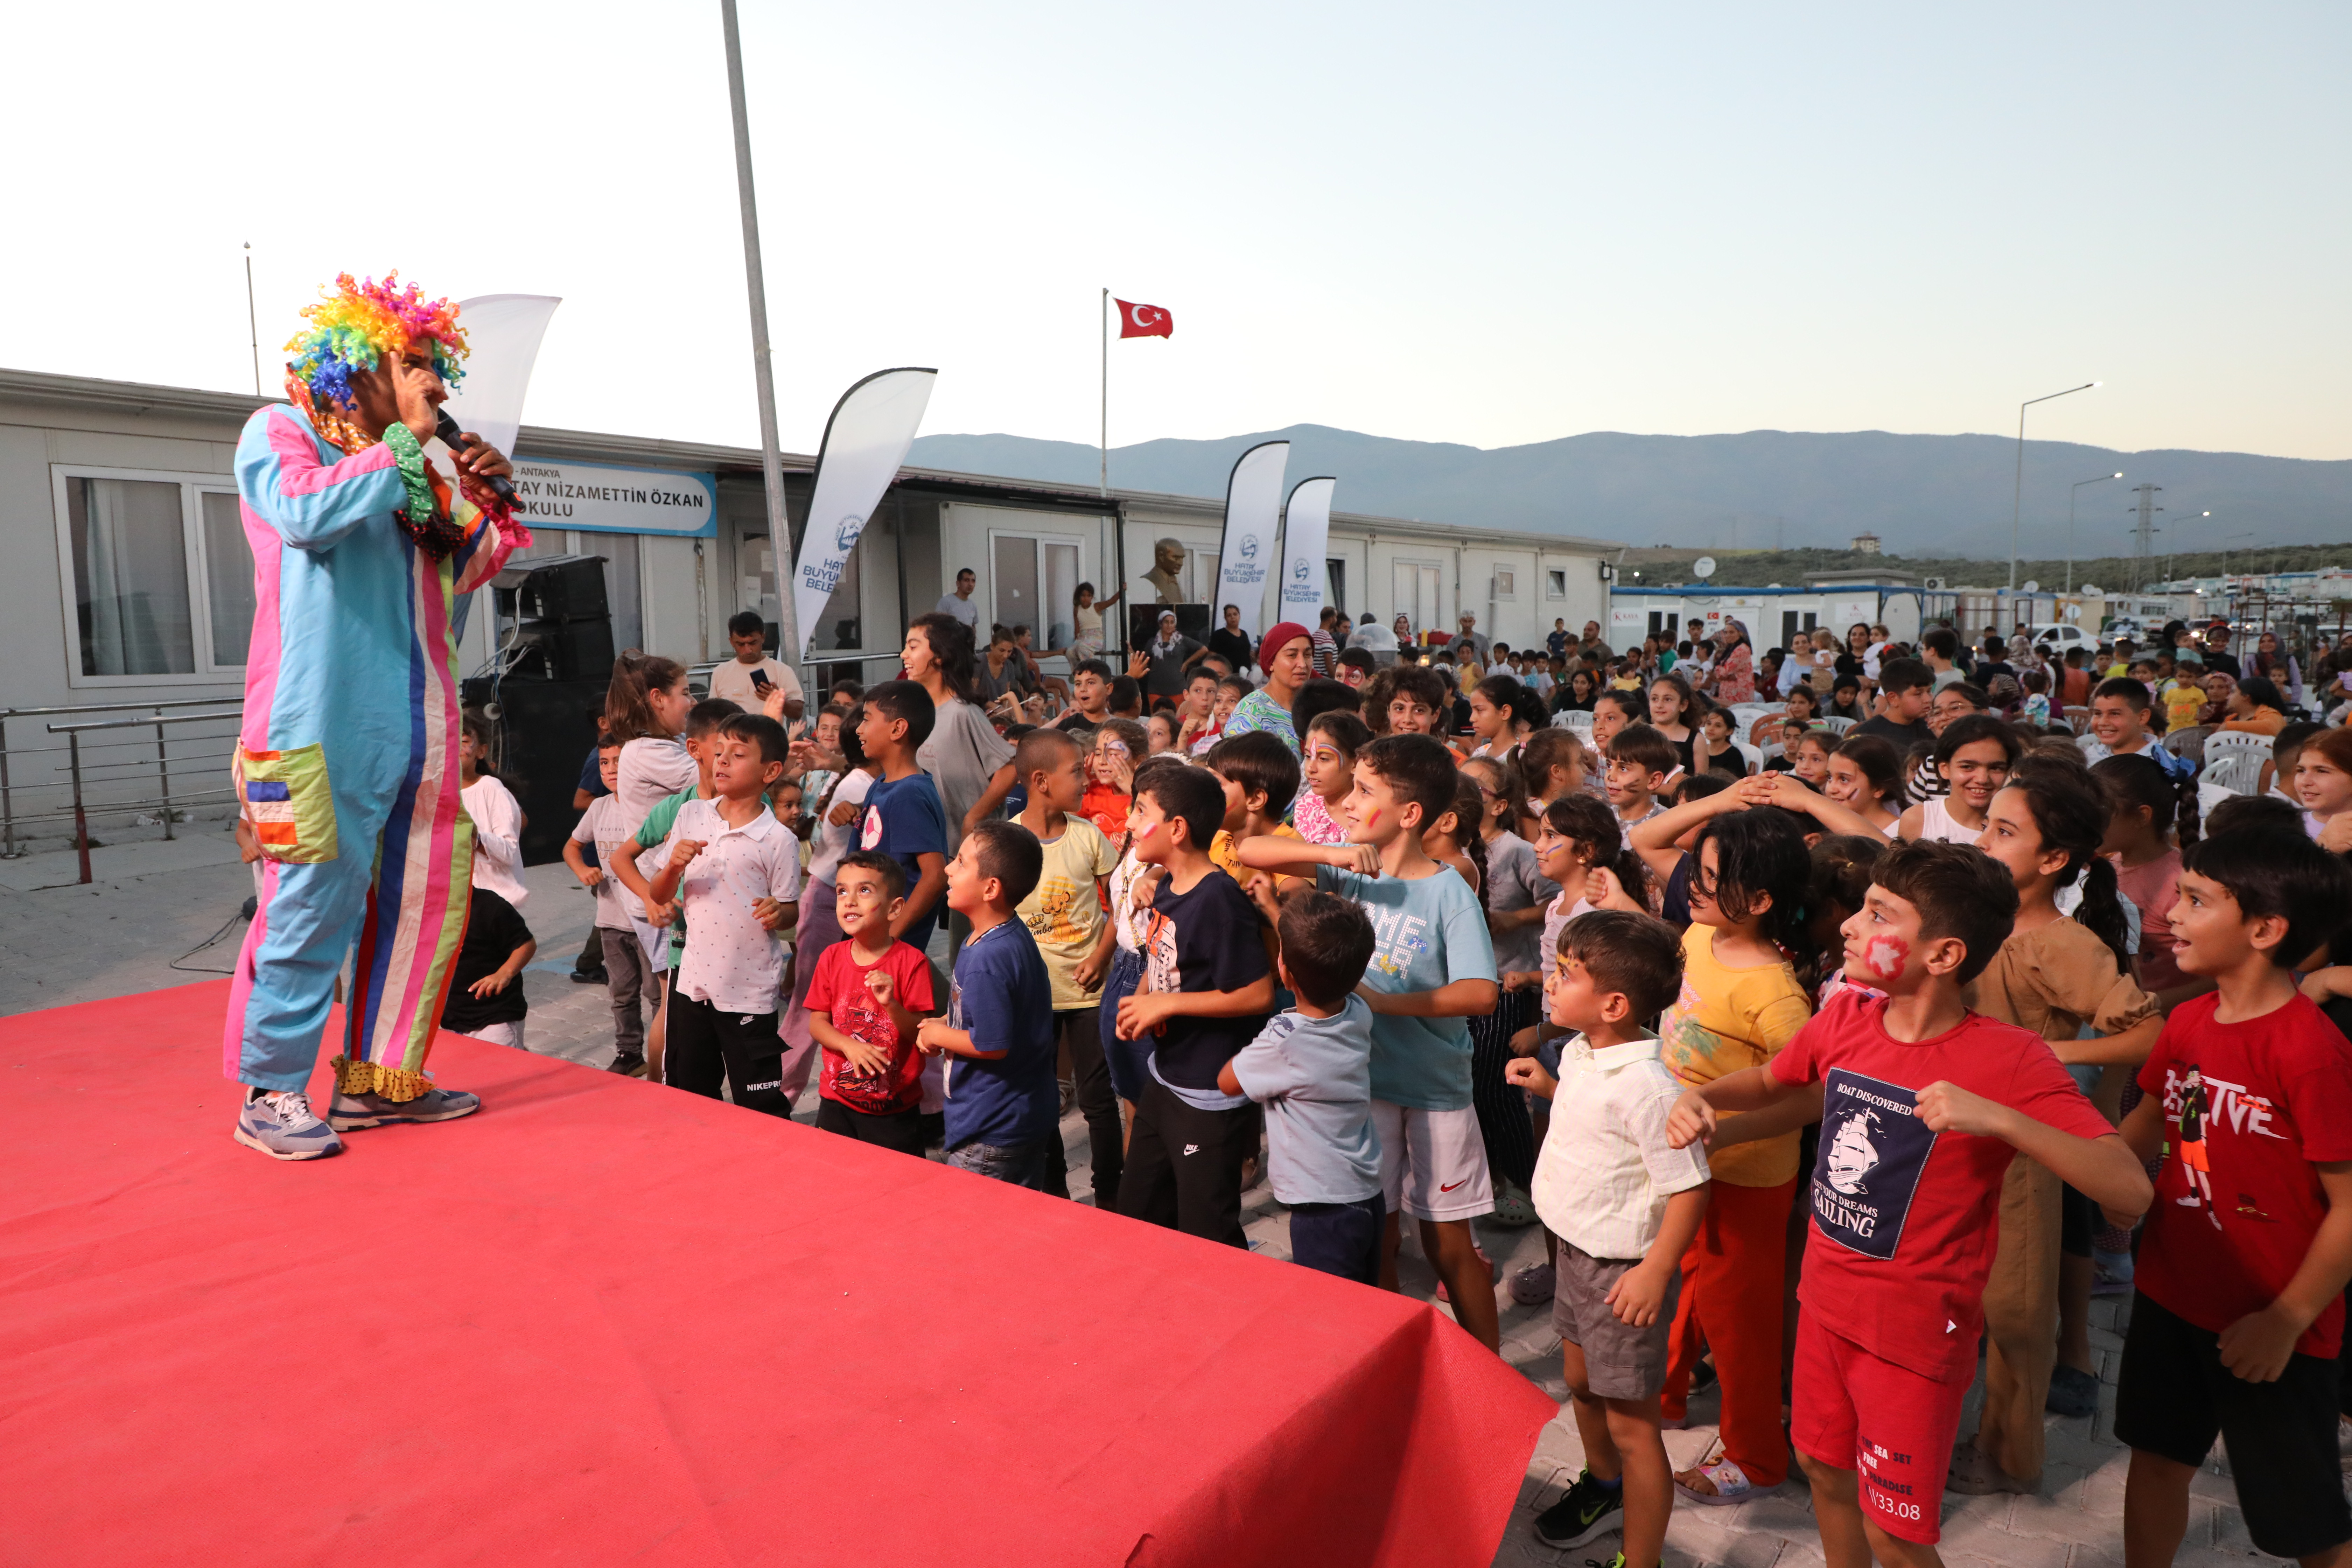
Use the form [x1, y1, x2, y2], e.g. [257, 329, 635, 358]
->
[441, 886, 536, 1051]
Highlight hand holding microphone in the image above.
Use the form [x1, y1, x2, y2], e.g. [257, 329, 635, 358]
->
[434, 409, 520, 509]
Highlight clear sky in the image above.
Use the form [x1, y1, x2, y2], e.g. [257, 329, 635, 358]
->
[5, 2, 2344, 461]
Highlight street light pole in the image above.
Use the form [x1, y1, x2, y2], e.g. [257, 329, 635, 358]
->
[2163, 510, 2210, 588]
[719, 0, 801, 679]
[2011, 382, 2100, 590]
[2067, 471, 2122, 593]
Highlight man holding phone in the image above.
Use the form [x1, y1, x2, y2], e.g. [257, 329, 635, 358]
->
[710, 609, 805, 722]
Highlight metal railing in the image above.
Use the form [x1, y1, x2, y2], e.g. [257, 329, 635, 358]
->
[42, 709, 244, 884]
[1, 698, 245, 868]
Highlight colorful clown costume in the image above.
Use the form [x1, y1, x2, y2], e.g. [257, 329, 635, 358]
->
[223, 402, 527, 1101]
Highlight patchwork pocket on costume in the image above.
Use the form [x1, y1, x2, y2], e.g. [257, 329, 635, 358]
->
[235, 743, 340, 863]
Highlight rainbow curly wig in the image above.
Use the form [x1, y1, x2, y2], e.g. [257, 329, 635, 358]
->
[285, 272, 468, 407]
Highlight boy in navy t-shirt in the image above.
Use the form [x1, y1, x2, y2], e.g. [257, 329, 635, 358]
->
[854, 680, 949, 945]
[1115, 765, 1276, 1246]
[917, 820, 1058, 1188]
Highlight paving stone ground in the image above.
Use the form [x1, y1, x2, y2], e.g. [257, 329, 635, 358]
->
[1, 829, 2298, 1565]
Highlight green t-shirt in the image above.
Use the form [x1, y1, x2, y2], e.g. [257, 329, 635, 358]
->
[635, 786, 699, 962]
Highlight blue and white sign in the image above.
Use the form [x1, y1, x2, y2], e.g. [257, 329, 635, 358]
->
[508, 457, 717, 537]
[790, 368, 938, 658]
[1212, 440, 1290, 637]
[1279, 476, 1336, 624]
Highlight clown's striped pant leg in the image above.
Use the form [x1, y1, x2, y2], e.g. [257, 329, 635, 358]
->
[222, 814, 386, 1093]
[336, 771, 476, 1102]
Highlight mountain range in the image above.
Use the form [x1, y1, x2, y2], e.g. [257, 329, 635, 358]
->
[907, 425, 2352, 562]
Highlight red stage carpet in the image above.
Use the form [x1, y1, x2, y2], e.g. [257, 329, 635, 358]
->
[2, 981, 1550, 1567]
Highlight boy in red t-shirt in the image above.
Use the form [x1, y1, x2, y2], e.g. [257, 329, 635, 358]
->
[2112, 829, 2352, 1567]
[804, 850, 939, 1157]
[1666, 840, 2151, 1566]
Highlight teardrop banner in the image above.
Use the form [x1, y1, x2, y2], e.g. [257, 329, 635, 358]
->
[791, 368, 938, 658]
[436, 293, 562, 639]
[1278, 476, 1337, 626]
[1211, 440, 1290, 640]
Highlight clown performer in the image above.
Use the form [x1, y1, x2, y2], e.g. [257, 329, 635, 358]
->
[224, 273, 531, 1161]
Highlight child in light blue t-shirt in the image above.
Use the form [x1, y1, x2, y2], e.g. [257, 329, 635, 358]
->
[1236, 734, 1502, 1351]
[1221, 891, 1384, 1284]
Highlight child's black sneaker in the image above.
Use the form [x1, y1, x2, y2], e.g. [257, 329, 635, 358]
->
[1533, 1469, 1623, 1549]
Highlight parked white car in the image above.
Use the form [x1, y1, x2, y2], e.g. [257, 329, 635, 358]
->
[2025, 623, 2094, 654]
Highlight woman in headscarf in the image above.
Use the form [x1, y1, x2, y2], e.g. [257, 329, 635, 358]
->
[1133, 609, 1206, 702]
[1706, 620, 1757, 704]
[2220, 674, 2291, 736]
[2251, 628, 2303, 706]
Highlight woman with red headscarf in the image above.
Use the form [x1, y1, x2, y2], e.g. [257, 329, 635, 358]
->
[1221, 622, 1315, 753]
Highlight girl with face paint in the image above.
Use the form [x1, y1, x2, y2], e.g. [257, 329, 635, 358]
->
[1648, 803, 1815, 1504]
[1953, 755, 2164, 1493]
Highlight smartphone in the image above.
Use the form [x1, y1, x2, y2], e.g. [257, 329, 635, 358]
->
[751, 670, 774, 693]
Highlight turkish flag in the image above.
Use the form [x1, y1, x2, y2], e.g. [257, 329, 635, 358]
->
[1115, 299, 1174, 338]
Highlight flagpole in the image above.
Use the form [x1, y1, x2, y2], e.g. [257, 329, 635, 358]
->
[720, 0, 800, 680]
[1099, 287, 1109, 496]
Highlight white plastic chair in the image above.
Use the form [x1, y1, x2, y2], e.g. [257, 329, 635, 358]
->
[1820, 716, 1856, 736]
[1731, 741, 1764, 775]
[1553, 709, 1596, 731]
[2200, 730, 2274, 774]
[2198, 751, 2263, 797]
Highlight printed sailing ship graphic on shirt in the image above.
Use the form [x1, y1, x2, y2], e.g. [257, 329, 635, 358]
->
[1811, 1069, 1936, 1261]
[1824, 1109, 1881, 1195]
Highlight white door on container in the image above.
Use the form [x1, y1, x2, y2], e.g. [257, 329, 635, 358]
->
[992, 535, 1038, 636]
[991, 532, 1086, 649]
[1393, 560, 1441, 639]
[1042, 542, 1078, 650]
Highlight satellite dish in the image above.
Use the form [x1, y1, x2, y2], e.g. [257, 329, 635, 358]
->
[1693, 556, 1717, 580]
[2080, 583, 2104, 595]
[2022, 580, 2041, 595]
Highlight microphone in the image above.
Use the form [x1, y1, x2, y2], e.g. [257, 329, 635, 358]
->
[434, 410, 521, 509]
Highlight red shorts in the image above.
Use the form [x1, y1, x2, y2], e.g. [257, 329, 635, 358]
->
[1791, 1315, 1968, 1545]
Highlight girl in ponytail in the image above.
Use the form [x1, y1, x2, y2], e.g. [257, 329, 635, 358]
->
[606, 652, 688, 747]
[1952, 749, 2166, 1494]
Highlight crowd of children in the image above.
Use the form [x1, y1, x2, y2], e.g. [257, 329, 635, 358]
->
[438, 606, 2352, 1568]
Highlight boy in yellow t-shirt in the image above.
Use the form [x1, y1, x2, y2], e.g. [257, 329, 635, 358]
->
[1010, 729, 1122, 1208]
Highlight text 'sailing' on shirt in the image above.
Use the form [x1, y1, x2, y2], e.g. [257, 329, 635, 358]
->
[1811, 1069, 1937, 1262]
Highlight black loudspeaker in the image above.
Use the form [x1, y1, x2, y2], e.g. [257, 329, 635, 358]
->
[462, 676, 605, 867]
[491, 554, 614, 681]
[500, 554, 609, 622]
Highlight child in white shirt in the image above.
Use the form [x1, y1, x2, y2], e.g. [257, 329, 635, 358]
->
[645, 714, 802, 1116]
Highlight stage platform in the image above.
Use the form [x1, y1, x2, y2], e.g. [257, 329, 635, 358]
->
[2, 980, 1550, 1566]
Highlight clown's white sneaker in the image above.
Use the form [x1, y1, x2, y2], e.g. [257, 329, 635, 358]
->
[233, 1090, 344, 1161]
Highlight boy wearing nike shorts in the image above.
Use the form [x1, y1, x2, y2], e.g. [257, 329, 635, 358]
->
[1236, 734, 1502, 1351]
[1664, 841, 2152, 1565]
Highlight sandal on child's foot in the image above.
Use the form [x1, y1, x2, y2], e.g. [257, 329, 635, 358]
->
[2046, 1363, 2100, 1419]
[1489, 1180, 1539, 1227]
[1674, 1452, 1768, 1506]
[1945, 1442, 2037, 1496]
[1508, 1263, 1556, 1305]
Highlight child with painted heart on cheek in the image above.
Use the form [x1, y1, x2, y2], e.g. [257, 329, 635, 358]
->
[1664, 840, 2151, 1568]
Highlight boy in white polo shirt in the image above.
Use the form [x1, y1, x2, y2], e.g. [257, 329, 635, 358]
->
[1507, 909, 1710, 1568]
[645, 713, 802, 1116]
